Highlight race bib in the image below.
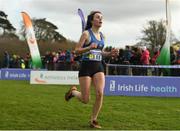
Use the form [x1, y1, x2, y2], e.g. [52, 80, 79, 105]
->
[88, 50, 102, 61]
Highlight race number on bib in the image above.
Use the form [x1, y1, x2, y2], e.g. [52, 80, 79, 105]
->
[88, 50, 102, 61]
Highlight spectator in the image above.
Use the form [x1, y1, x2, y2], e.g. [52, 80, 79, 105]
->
[151, 47, 160, 76]
[3, 51, 10, 68]
[122, 46, 132, 75]
[140, 46, 150, 75]
[130, 47, 142, 75]
[173, 49, 180, 76]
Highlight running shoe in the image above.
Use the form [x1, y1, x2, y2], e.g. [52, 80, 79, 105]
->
[90, 120, 102, 129]
[65, 86, 77, 101]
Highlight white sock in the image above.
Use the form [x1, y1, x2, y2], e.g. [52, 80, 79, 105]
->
[72, 90, 81, 98]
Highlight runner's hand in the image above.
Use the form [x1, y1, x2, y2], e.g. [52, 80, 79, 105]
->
[89, 43, 98, 49]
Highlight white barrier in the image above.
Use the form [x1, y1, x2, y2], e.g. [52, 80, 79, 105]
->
[30, 71, 79, 85]
[106, 64, 180, 68]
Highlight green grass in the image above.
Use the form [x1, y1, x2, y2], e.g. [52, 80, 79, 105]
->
[0, 80, 180, 130]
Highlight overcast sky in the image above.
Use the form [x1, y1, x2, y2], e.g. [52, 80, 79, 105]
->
[0, 0, 180, 48]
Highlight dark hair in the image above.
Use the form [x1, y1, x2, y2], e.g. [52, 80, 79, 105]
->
[85, 11, 102, 30]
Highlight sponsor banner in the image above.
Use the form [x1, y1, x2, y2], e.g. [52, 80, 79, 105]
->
[30, 71, 79, 85]
[104, 76, 180, 97]
[1, 69, 31, 80]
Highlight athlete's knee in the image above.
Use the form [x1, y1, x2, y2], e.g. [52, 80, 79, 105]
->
[96, 90, 103, 99]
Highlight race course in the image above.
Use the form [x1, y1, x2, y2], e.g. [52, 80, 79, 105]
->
[0, 80, 179, 130]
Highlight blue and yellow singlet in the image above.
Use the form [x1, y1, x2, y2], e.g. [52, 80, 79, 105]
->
[82, 29, 104, 61]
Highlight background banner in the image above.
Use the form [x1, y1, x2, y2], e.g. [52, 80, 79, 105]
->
[78, 8, 86, 32]
[1, 69, 31, 80]
[21, 12, 42, 69]
[104, 76, 180, 97]
[30, 71, 79, 85]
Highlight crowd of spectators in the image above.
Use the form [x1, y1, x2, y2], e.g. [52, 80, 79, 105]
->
[104, 45, 180, 76]
[42, 49, 80, 71]
[2, 51, 30, 69]
[1, 45, 180, 76]
[1, 49, 80, 71]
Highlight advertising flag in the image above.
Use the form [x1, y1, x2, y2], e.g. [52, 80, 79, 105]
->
[21, 12, 42, 69]
[78, 8, 86, 32]
[157, 0, 171, 66]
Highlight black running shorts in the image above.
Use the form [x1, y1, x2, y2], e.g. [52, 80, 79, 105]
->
[79, 61, 104, 77]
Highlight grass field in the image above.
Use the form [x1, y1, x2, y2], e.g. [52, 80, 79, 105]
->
[0, 80, 180, 130]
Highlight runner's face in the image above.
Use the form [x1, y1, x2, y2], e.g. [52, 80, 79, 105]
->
[92, 13, 103, 27]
